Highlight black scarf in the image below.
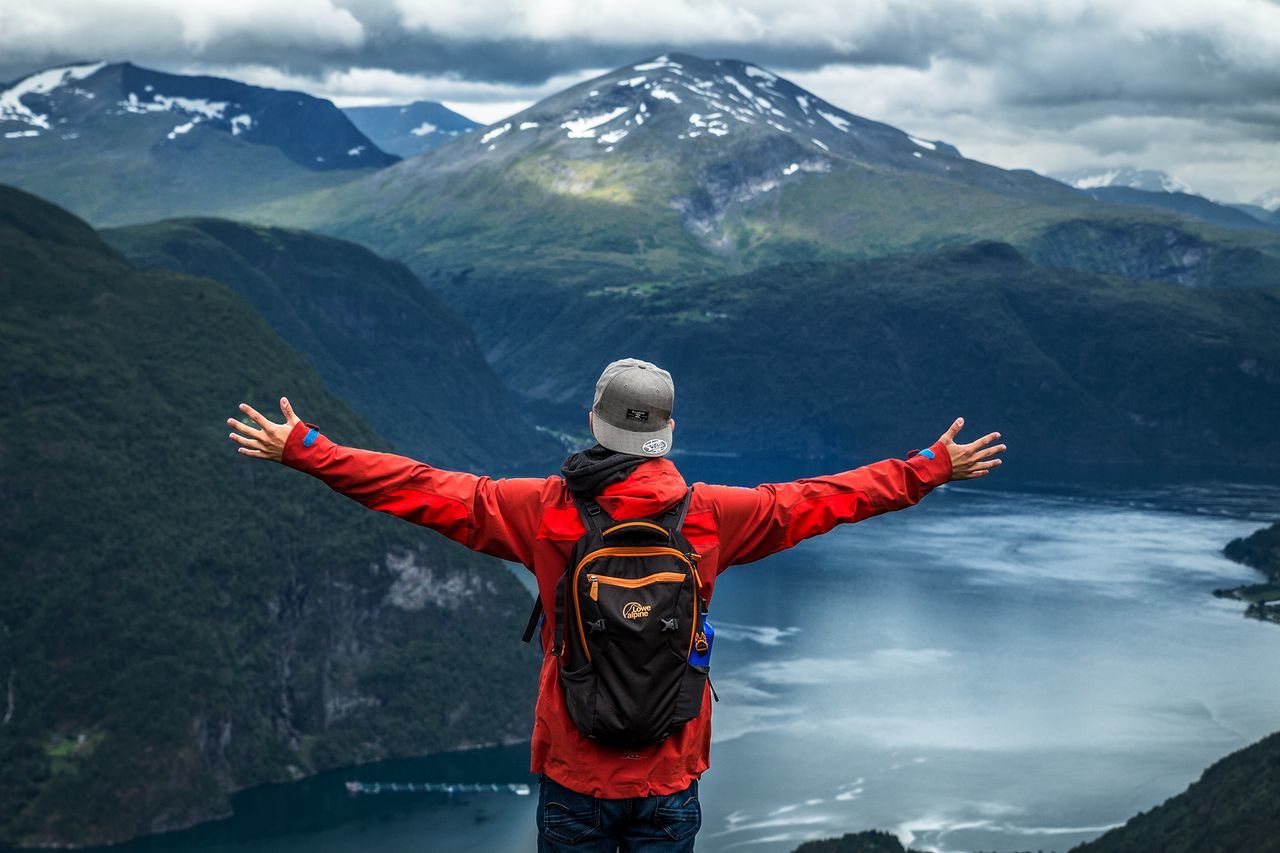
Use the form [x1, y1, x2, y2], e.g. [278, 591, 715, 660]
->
[560, 443, 648, 497]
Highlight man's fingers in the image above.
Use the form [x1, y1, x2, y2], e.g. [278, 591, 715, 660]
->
[973, 458, 1002, 471]
[238, 402, 273, 429]
[280, 396, 300, 425]
[238, 447, 270, 459]
[964, 431, 1001, 451]
[939, 417, 964, 445]
[228, 416, 263, 438]
[229, 431, 267, 451]
[974, 443, 1007, 461]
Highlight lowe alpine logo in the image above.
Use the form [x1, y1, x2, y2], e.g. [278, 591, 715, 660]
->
[642, 438, 668, 455]
[622, 601, 651, 620]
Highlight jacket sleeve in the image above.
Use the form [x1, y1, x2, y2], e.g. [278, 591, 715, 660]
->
[701, 440, 953, 569]
[279, 420, 547, 567]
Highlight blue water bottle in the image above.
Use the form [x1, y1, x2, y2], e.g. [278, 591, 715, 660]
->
[689, 614, 714, 667]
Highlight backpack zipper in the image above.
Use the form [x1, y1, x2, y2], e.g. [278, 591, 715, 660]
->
[573, 547, 698, 663]
[587, 571, 687, 601]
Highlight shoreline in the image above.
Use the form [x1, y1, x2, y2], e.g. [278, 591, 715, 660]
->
[1213, 518, 1280, 625]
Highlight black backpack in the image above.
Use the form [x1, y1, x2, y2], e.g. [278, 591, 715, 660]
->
[522, 487, 713, 748]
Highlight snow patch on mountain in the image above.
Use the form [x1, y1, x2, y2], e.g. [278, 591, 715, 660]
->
[409, 121, 437, 136]
[479, 122, 511, 144]
[0, 61, 106, 128]
[908, 135, 936, 151]
[560, 107, 629, 139]
[120, 93, 231, 119]
[817, 110, 850, 132]
[166, 120, 197, 140]
[230, 114, 253, 135]
[633, 55, 681, 72]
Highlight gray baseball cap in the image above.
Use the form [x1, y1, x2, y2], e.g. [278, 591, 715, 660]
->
[590, 358, 675, 457]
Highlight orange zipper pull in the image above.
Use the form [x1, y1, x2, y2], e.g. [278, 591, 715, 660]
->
[588, 575, 599, 601]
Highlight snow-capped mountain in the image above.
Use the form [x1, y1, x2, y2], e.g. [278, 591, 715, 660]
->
[343, 100, 479, 158]
[1054, 166, 1194, 195]
[401, 51, 1077, 202]
[0, 61, 398, 225]
[285, 51, 1083, 261]
[0, 61, 396, 169]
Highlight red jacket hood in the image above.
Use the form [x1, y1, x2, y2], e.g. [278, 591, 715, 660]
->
[592, 457, 689, 519]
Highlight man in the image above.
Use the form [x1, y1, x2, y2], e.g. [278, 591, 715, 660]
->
[227, 357, 1005, 851]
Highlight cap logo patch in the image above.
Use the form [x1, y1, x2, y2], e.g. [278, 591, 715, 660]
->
[625, 408, 649, 421]
[642, 438, 668, 455]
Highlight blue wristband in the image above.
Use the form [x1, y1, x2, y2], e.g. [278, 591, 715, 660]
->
[303, 427, 319, 447]
[918, 448, 935, 460]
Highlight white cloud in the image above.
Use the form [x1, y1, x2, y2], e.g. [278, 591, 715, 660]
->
[0, 0, 364, 62]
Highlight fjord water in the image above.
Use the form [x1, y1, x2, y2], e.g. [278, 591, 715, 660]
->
[87, 474, 1280, 853]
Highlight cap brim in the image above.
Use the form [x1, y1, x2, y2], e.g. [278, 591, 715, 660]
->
[592, 416, 673, 458]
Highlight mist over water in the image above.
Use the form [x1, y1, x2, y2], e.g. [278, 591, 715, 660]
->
[81, 479, 1280, 853]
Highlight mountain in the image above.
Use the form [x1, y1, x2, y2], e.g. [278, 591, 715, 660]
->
[472, 240, 1280, 469]
[1070, 186, 1272, 231]
[245, 53, 1280, 397]
[100, 217, 562, 473]
[0, 61, 398, 226]
[1053, 166, 1194, 194]
[1070, 730, 1280, 852]
[0, 184, 537, 847]
[343, 100, 480, 158]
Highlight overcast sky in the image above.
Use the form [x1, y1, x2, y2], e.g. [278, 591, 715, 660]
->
[3, 0, 1278, 201]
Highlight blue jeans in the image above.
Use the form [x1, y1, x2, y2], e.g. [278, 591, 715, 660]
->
[536, 773, 702, 852]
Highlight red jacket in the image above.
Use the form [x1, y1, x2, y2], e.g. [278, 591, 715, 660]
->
[280, 419, 952, 798]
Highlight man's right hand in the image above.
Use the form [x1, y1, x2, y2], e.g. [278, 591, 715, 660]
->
[937, 417, 1005, 480]
[228, 397, 301, 463]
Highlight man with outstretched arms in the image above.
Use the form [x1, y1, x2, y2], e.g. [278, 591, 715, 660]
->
[228, 358, 1005, 851]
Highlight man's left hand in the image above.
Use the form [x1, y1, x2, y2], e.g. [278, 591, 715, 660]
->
[936, 417, 1006, 481]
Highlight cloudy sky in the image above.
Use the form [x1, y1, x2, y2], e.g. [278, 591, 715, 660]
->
[2, 0, 1278, 201]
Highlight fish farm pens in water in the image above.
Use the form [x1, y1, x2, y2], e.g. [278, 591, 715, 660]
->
[344, 781, 532, 796]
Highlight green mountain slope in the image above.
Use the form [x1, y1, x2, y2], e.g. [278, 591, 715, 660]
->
[0, 184, 537, 847]
[486, 241, 1280, 469]
[1071, 730, 1280, 853]
[100, 217, 561, 473]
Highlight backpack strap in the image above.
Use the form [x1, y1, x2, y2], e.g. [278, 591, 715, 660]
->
[662, 486, 693, 534]
[521, 594, 543, 646]
[572, 492, 613, 535]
